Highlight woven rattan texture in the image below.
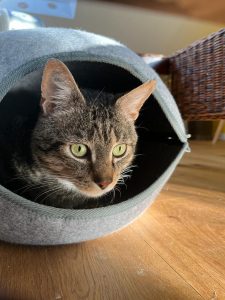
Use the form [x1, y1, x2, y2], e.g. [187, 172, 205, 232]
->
[169, 28, 225, 121]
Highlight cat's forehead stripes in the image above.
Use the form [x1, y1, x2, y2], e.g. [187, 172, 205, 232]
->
[83, 104, 117, 144]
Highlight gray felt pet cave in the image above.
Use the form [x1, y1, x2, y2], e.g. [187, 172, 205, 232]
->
[0, 28, 188, 245]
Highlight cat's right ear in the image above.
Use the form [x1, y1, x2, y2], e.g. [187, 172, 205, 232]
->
[41, 59, 85, 115]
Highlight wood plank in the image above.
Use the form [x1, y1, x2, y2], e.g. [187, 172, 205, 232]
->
[171, 141, 225, 193]
[131, 185, 225, 299]
[0, 141, 224, 299]
[0, 226, 203, 300]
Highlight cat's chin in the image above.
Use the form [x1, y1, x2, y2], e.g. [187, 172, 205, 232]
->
[57, 178, 78, 192]
[79, 186, 114, 199]
[57, 178, 114, 198]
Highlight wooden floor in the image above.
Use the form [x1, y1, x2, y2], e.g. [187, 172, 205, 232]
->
[0, 141, 225, 300]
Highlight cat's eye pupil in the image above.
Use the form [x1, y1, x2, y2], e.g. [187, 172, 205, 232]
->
[112, 144, 127, 158]
[70, 144, 87, 158]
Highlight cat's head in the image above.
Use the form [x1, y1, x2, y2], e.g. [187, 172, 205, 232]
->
[31, 59, 156, 198]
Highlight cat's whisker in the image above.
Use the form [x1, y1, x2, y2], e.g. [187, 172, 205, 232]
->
[33, 186, 60, 202]
[112, 188, 116, 204]
[120, 172, 132, 177]
[117, 179, 124, 184]
[135, 123, 149, 131]
[117, 180, 127, 189]
[135, 126, 149, 132]
[126, 164, 138, 169]
[122, 166, 135, 172]
[121, 173, 132, 177]
[95, 197, 100, 208]
[121, 170, 133, 177]
[109, 187, 117, 204]
[115, 186, 122, 197]
[5, 177, 21, 183]
[14, 182, 45, 194]
[121, 171, 132, 177]
[93, 87, 105, 105]
[133, 153, 144, 158]
[38, 187, 62, 204]
[14, 184, 33, 193]
[117, 178, 125, 183]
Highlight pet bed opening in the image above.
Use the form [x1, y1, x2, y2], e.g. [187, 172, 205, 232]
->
[0, 61, 183, 206]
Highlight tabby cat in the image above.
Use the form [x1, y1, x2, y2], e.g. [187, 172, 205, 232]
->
[0, 59, 156, 208]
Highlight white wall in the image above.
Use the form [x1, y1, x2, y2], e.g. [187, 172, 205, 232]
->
[40, 0, 224, 55]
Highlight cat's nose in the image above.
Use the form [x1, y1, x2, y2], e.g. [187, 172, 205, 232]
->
[96, 180, 112, 190]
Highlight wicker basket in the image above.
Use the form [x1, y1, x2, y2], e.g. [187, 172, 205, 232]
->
[144, 29, 225, 121]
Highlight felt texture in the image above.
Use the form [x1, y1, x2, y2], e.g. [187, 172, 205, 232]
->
[0, 28, 188, 245]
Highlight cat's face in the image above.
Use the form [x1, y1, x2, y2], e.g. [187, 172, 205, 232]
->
[31, 59, 156, 199]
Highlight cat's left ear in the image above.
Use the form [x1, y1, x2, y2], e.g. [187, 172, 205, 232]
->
[41, 59, 85, 115]
[116, 80, 156, 121]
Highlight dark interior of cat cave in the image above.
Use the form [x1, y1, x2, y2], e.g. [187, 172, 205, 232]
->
[0, 61, 183, 207]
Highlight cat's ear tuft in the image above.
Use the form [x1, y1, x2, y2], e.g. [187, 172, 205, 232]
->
[41, 59, 85, 115]
[116, 80, 156, 121]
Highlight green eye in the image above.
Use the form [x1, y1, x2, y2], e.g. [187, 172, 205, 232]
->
[70, 144, 87, 158]
[112, 144, 127, 157]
